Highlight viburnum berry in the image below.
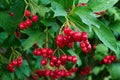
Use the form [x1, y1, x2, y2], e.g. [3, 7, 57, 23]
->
[11, 60, 17, 66]
[51, 56, 57, 63]
[7, 63, 15, 72]
[19, 22, 26, 30]
[102, 55, 116, 64]
[17, 56, 23, 67]
[64, 27, 71, 35]
[80, 66, 91, 75]
[25, 19, 32, 28]
[73, 32, 81, 42]
[71, 56, 77, 63]
[40, 58, 47, 66]
[31, 14, 38, 22]
[25, 10, 31, 17]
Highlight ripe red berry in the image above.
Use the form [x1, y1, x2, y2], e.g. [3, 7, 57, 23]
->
[19, 22, 26, 30]
[67, 55, 72, 61]
[103, 58, 108, 64]
[61, 54, 67, 61]
[31, 14, 38, 22]
[64, 27, 71, 35]
[72, 56, 77, 63]
[81, 32, 88, 41]
[25, 19, 32, 28]
[73, 32, 81, 42]
[50, 61, 54, 67]
[40, 58, 47, 66]
[47, 49, 54, 55]
[51, 56, 57, 63]
[17, 57, 23, 67]
[25, 10, 31, 17]
[11, 60, 17, 66]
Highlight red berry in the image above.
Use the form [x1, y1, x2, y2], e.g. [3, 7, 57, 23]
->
[25, 10, 31, 17]
[50, 61, 54, 67]
[67, 55, 72, 61]
[80, 42, 86, 48]
[103, 58, 108, 64]
[47, 49, 54, 55]
[40, 58, 47, 66]
[11, 60, 17, 66]
[82, 47, 87, 53]
[25, 19, 32, 28]
[51, 56, 57, 63]
[64, 27, 71, 35]
[67, 42, 73, 48]
[72, 56, 77, 63]
[73, 32, 81, 42]
[31, 14, 38, 22]
[81, 32, 88, 41]
[61, 54, 67, 61]
[19, 22, 25, 30]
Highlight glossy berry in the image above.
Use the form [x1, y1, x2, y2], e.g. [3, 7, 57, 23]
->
[11, 60, 17, 66]
[31, 14, 38, 22]
[25, 19, 32, 28]
[64, 27, 71, 35]
[25, 10, 31, 17]
[73, 32, 81, 42]
[72, 56, 77, 63]
[19, 22, 25, 30]
[41, 58, 47, 66]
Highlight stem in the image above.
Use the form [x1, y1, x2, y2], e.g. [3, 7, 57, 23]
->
[65, 16, 70, 27]
[59, 48, 65, 55]
[69, 21, 80, 32]
[45, 27, 49, 48]
[59, 22, 66, 34]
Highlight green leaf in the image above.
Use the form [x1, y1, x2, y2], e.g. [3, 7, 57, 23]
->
[1, 72, 12, 80]
[79, 0, 89, 3]
[22, 32, 45, 50]
[38, 0, 50, 5]
[88, 0, 119, 12]
[0, 32, 8, 44]
[107, 63, 120, 79]
[51, 1, 67, 17]
[20, 60, 31, 77]
[74, 7, 100, 28]
[29, 0, 50, 17]
[15, 68, 24, 80]
[92, 65, 105, 75]
[71, 7, 118, 54]
[67, 49, 82, 67]
[54, 0, 74, 9]
[92, 25, 118, 54]
[95, 44, 108, 55]
[110, 20, 120, 34]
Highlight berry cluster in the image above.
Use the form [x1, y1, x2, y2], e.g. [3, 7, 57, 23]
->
[56, 27, 92, 53]
[19, 10, 38, 30]
[102, 55, 116, 64]
[80, 40, 91, 53]
[7, 56, 23, 72]
[33, 48, 77, 67]
[33, 48, 54, 58]
[49, 55, 77, 67]
[80, 66, 91, 75]
[34, 67, 78, 80]
[14, 31, 21, 39]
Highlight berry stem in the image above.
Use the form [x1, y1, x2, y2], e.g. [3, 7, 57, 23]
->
[45, 27, 49, 48]
[69, 21, 80, 32]
[59, 22, 66, 34]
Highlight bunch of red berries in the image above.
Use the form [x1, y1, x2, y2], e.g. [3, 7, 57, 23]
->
[80, 66, 91, 75]
[80, 40, 91, 53]
[56, 27, 92, 53]
[49, 55, 77, 67]
[33, 48, 54, 58]
[19, 10, 38, 30]
[102, 55, 116, 64]
[7, 56, 23, 72]
[34, 67, 78, 80]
